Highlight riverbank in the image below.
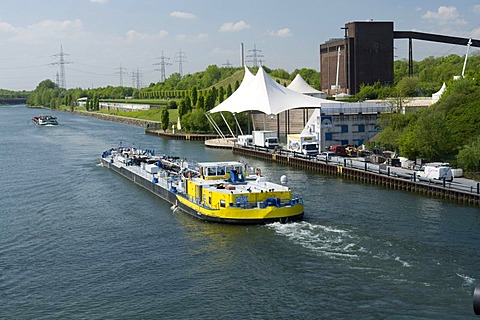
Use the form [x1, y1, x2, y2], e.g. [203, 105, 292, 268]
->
[233, 146, 480, 206]
[72, 110, 162, 128]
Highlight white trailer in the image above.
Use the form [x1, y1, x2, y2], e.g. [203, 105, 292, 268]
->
[286, 134, 319, 156]
[252, 131, 279, 149]
[417, 163, 453, 182]
[237, 135, 253, 147]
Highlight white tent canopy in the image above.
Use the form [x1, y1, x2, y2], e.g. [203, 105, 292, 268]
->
[432, 82, 446, 102]
[287, 73, 322, 95]
[209, 67, 338, 115]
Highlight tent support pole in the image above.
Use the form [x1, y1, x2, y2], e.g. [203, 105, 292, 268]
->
[220, 112, 236, 138]
[284, 111, 288, 137]
[233, 113, 244, 136]
[205, 113, 226, 139]
[276, 114, 280, 143]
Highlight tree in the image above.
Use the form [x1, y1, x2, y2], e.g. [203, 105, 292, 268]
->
[160, 106, 169, 132]
[456, 136, 480, 175]
[226, 83, 232, 97]
[178, 99, 188, 118]
[218, 86, 225, 103]
[196, 95, 205, 110]
[191, 86, 198, 106]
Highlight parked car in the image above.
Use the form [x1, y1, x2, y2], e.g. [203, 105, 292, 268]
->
[317, 152, 337, 161]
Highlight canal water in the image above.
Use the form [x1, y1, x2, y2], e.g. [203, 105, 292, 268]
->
[1, 105, 480, 319]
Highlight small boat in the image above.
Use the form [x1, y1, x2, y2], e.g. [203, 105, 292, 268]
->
[101, 147, 304, 224]
[32, 115, 58, 126]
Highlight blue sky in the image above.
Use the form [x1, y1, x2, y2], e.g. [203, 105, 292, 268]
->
[0, 0, 479, 90]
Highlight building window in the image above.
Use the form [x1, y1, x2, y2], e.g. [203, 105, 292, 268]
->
[340, 125, 348, 133]
[358, 124, 365, 132]
[325, 132, 333, 141]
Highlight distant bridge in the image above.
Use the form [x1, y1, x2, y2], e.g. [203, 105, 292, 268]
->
[0, 98, 27, 105]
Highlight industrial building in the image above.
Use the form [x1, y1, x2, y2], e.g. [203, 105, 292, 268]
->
[320, 21, 394, 96]
[320, 20, 480, 96]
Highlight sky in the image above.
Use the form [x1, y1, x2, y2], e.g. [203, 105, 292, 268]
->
[0, 0, 480, 91]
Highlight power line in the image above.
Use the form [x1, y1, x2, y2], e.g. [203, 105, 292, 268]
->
[246, 44, 264, 68]
[131, 68, 143, 89]
[222, 59, 233, 68]
[51, 45, 72, 89]
[115, 64, 127, 86]
[174, 49, 187, 77]
[153, 51, 171, 82]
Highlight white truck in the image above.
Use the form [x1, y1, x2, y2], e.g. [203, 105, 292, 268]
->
[236, 135, 253, 147]
[417, 163, 453, 182]
[286, 134, 319, 156]
[252, 130, 279, 149]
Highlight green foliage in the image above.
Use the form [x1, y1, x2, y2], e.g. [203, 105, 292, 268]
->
[168, 100, 177, 109]
[374, 77, 480, 174]
[396, 76, 421, 97]
[357, 82, 395, 101]
[160, 106, 169, 132]
[181, 109, 211, 132]
[196, 95, 205, 110]
[191, 87, 198, 106]
[456, 136, 480, 174]
[0, 88, 29, 99]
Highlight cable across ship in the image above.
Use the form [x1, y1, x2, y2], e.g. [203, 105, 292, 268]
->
[100, 147, 304, 224]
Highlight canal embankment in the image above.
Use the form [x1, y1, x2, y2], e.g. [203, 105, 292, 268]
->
[233, 146, 480, 206]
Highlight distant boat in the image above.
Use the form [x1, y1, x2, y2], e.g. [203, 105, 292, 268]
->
[32, 115, 58, 126]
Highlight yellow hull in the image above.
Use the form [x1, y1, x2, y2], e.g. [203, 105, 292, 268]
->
[175, 194, 304, 224]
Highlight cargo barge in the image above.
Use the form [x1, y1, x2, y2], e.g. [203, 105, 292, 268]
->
[100, 147, 304, 224]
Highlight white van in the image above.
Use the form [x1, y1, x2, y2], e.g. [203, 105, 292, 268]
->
[417, 164, 453, 182]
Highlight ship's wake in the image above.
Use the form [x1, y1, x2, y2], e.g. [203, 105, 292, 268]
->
[267, 221, 363, 260]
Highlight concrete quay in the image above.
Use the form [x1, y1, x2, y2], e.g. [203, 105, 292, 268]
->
[232, 146, 480, 206]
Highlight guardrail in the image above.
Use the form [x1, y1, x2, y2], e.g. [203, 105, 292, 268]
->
[233, 145, 480, 204]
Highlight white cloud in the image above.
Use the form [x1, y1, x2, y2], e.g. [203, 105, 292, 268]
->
[170, 11, 195, 19]
[0, 21, 15, 33]
[210, 47, 237, 56]
[219, 20, 250, 32]
[8, 19, 85, 44]
[125, 29, 168, 44]
[175, 33, 208, 42]
[268, 28, 292, 37]
[422, 6, 466, 25]
[474, 5, 480, 14]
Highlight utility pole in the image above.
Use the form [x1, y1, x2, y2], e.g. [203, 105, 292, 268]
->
[51, 45, 71, 89]
[115, 64, 127, 87]
[174, 49, 187, 77]
[222, 59, 233, 68]
[55, 71, 60, 88]
[131, 68, 142, 89]
[154, 51, 171, 82]
[246, 44, 264, 68]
